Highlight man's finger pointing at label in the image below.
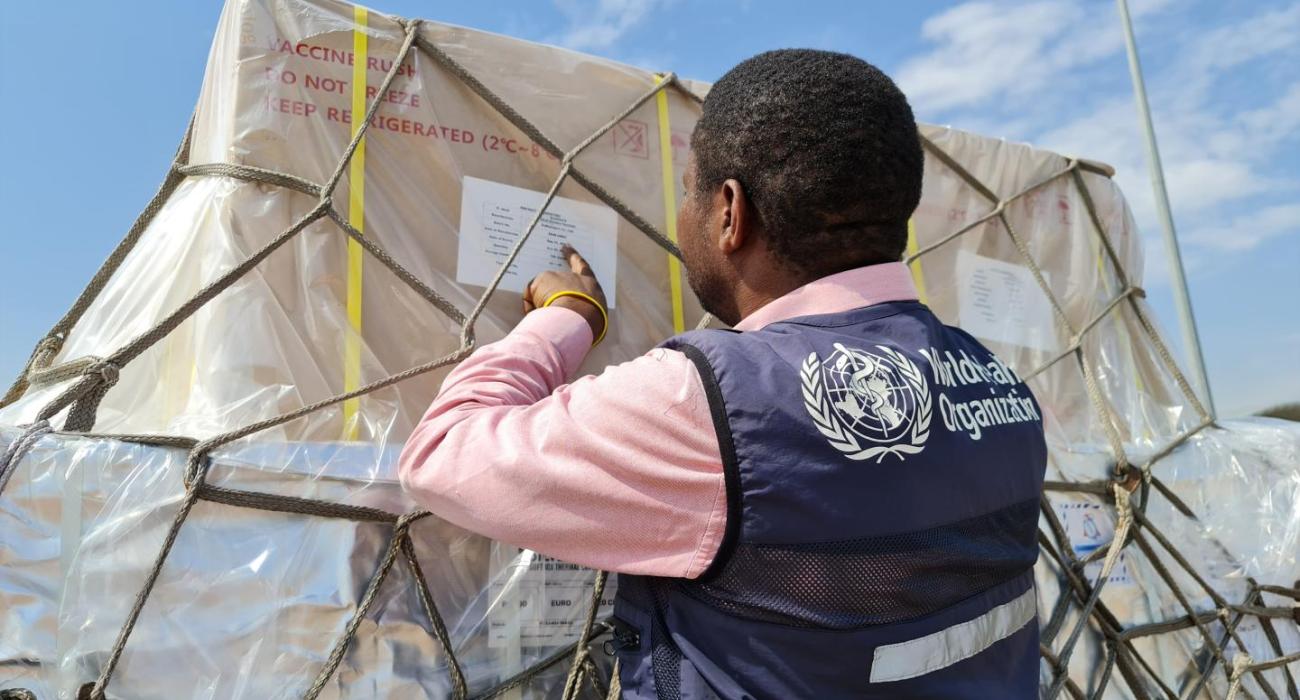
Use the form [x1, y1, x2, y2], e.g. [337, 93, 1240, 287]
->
[523, 244, 609, 345]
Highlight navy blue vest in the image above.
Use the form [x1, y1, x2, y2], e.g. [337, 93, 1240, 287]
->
[611, 301, 1046, 699]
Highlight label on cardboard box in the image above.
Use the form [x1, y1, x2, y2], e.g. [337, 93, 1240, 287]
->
[487, 545, 616, 649]
[457, 176, 619, 307]
[958, 251, 1057, 351]
[1053, 499, 1134, 586]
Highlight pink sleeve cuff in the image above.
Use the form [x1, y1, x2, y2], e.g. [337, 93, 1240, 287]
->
[514, 306, 594, 379]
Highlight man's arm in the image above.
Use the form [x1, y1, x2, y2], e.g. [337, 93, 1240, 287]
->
[398, 306, 727, 578]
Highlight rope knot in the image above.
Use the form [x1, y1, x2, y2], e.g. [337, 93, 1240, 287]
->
[1226, 652, 1253, 699]
[1111, 482, 1132, 519]
[92, 361, 121, 386]
[1087, 482, 1134, 582]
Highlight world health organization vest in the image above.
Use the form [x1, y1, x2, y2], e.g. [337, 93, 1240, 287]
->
[611, 301, 1047, 699]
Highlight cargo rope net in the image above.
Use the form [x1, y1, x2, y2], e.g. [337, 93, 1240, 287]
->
[0, 15, 1296, 700]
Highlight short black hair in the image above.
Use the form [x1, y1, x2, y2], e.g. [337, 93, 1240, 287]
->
[692, 49, 923, 276]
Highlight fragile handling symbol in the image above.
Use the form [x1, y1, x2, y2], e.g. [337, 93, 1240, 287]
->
[612, 119, 649, 159]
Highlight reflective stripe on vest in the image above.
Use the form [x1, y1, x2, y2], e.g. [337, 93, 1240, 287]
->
[870, 586, 1037, 683]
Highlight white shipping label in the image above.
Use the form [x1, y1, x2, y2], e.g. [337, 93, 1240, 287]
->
[957, 251, 1057, 351]
[457, 176, 619, 307]
[487, 546, 617, 650]
[1053, 500, 1133, 586]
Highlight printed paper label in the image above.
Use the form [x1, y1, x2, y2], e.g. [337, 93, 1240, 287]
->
[457, 176, 619, 307]
[957, 251, 1057, 351]
[1053, 500, 1133, 586]
[487, 546, 616, 649]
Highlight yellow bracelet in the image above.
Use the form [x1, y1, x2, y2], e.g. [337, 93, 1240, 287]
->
[541, 290, 609, 346]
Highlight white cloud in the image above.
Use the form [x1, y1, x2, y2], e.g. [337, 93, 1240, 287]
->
[896, 1, 1088, 114]
[1164, 158, 1276, 214]
[550, 0, 663, 52]
[1187, 3, 1300, 73]
[1237, 81, 1300, 149]
[896, 0, 1173, 116]
[897, 0, 1300, 415]
[1184, 203, 1300, 252]
[900, 0, 1300, 280]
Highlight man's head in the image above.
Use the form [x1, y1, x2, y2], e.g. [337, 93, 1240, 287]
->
[677, 49, 923, 325]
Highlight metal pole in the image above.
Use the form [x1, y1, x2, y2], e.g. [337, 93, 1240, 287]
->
[1115, 0, 1216, 417]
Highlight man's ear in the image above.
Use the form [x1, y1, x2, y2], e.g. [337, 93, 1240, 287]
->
[717, 178, 750, 255]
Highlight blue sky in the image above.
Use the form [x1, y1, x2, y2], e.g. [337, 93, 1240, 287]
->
[0, 0, 1296, 416]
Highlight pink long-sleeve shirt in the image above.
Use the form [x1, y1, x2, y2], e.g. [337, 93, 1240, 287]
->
[398, 263, 920, 579]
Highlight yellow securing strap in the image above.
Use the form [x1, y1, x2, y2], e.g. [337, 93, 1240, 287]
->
[654, 75, 685, 334]
[905, 219, 929, 305]
[342, 6, 368, 440]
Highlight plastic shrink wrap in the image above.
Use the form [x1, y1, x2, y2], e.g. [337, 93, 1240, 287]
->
[1038, 418, 1300, 698]
[1, 0, 1295, 697]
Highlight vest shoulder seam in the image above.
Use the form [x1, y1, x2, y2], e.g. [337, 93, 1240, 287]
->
[761, 303, 918, 330]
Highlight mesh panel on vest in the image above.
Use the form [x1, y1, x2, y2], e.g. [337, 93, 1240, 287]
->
[649, 581, 683, 699]
[680, 499, 1039, 629]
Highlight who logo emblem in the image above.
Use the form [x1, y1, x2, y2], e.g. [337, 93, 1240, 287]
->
[800, 343, 932, 462]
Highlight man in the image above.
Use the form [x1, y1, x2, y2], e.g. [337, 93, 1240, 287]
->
[400, 49, 1046, 699]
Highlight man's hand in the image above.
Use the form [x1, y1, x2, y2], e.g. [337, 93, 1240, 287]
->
[524, 245, 608, 343]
